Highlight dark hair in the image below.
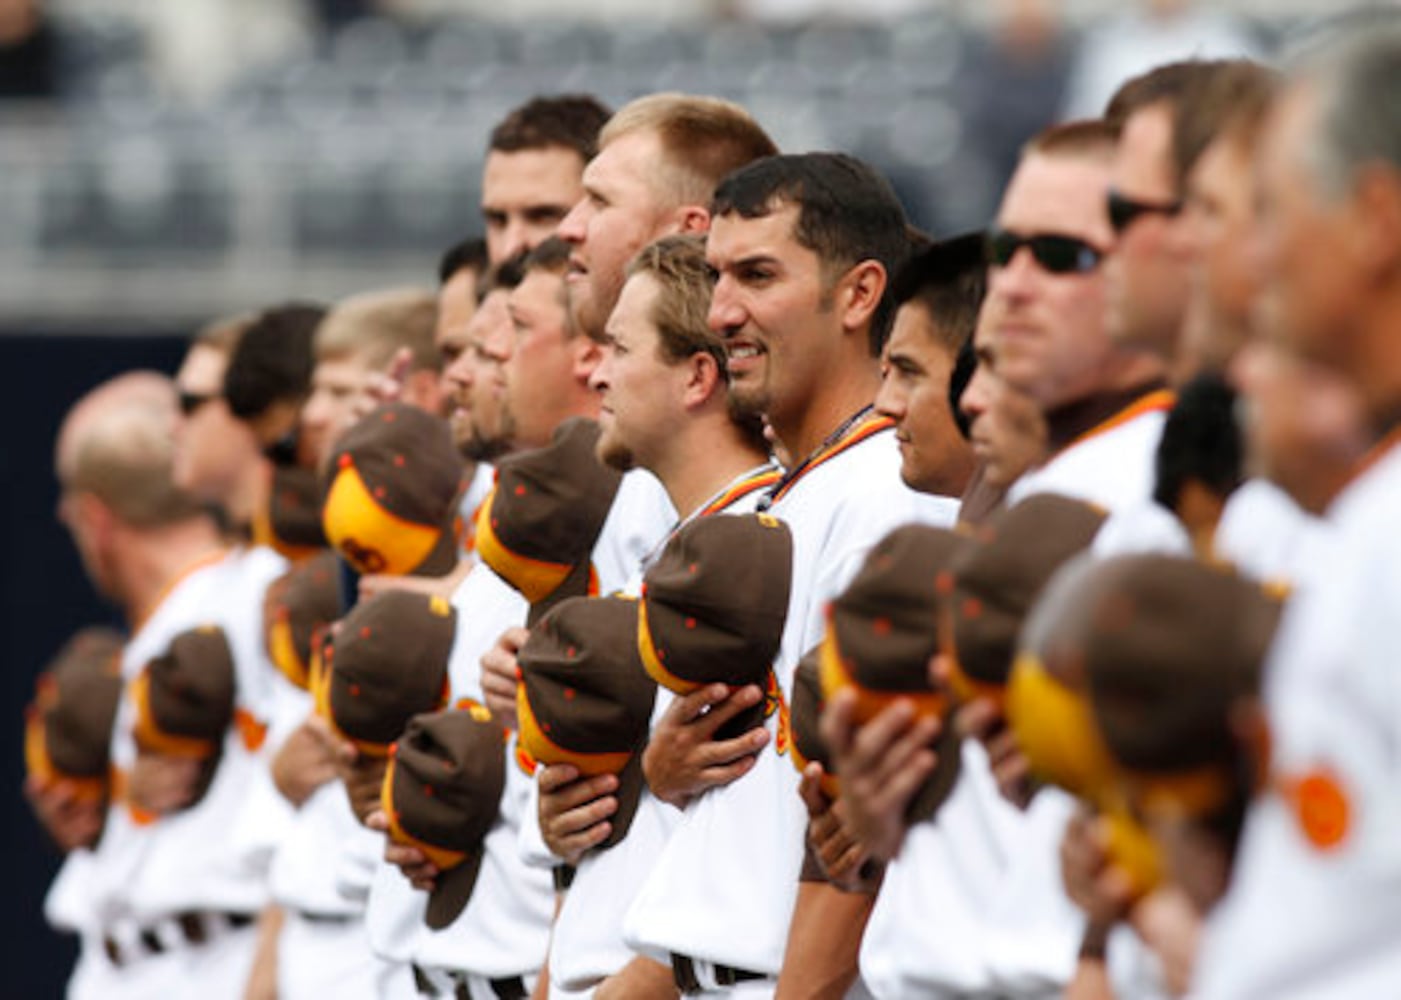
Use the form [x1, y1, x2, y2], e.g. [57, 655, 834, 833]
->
[482, 249, 529, 299]
[438, 237, 488, 286]
[224, 303, 327, 419]
[892, 230, 987, 355]
[948, 336, 977, 440]
[711, 152, 911, 355]
[1153, 371, 1244, 511]
[489, 94, 612, 162]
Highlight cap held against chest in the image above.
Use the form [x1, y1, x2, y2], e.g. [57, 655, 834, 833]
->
[25, 627, 125, 802]
[317, 590, 456, 758]
[474, 418, 622, 624]
[381, 703, 507, 929]
[322, 403, 466, 577]
[516, 595, 656, 850]
[945, 493, 1107, 710]
[637, 513, 792, 740]
[264, 550, 343, 691]
[818, 524, 972, 822]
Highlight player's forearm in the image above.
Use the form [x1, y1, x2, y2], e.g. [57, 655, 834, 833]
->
[775, 881, 876, 1000]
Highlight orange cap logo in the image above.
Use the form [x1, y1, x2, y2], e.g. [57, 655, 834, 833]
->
[1281, 768, 1351, 852]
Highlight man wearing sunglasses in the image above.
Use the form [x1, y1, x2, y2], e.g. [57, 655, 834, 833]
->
[986, 119, 1170, 513]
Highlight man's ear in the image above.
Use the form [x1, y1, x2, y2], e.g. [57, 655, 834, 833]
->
[673, 204, 710, 235]
[835, 260, 887, 335]
[1349, 163, 1401, 284]
[681, 351, 723, 410]
[572, 335, 605, 385]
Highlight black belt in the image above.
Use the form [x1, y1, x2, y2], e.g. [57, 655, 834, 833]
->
[412, 963, 527, 1000]
[103, 911, 255, 968]
[670, 953, 768, 995]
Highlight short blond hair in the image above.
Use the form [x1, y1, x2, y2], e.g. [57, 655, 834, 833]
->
[314, 287, 439, 372]
[1023, 119, 1118, 165]
[193, 311, 254, 355]
[599, 93, 778, 206]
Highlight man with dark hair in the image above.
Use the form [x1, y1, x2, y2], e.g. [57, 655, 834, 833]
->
[875, 233, 984, 498]
[223, 303, 326, 468]
[483, 94, 611, 264]
[623, 151, 957, 998]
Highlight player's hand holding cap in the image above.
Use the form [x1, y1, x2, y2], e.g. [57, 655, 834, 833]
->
[818, 524, 973, 821]
[380, 704, 506, 928]
[475, 417, 623, 624]
[787, 647, 837, 798]
[322, 403, 466, 577]
[25, 627, 125, 801]
[263, 549, 343, 691]
[316, 590, 455, 758]
[943, 493, 1108, 709]
[637, 513, 793, 739]
[516, 595, 657, 850]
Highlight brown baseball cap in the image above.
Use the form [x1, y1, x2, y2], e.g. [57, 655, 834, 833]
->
[322, 403, 466, 577]
[257, 464, 329, 561]
[263, 550, 343, 691]
[316, 590, 455, 758]
[637, 513, 792, 738]
[131, 625, 237, 761]
[1072, 554, 1282, 819]
[819, 524, 969, 822]
[474, 418, 622, 624]
[516, 595, 656, 850]
[24, 627, 125, 800]
[787, 646, 839, 799]
[381, 703, 506, 929]
[945, 493, 1107, 707]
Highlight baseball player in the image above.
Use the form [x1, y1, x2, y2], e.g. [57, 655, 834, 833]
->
[533, 234, 779, 998]
[621, 153, 957, 998]
[46, 373, 283, 999]
[1192, 25, 1401, 996]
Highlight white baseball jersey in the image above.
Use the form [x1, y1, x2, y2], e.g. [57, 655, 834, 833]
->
[1008, 397, 1171, 512]
[861, 750, 1084, 998]
[625, 421, 959, 977]
[1194, 440, 1401, 998]
[1092, 500, 1191, 558]
[58, 545, 286, 999]
[547, 467, 779, 995]
[1213, 478, 1331, 588]
[367, 469, 675, 981]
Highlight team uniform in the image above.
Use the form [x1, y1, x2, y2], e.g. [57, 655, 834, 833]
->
[1194, 434, 1401, 998]
[541, 464, 779, 998]
[367, 470, 674, 998]
[53, 545, 287, 1000]
[1008, 389, 1175, 511]
[266, 663, 413, 1000]
[1212, 478, 1331, 588]
[625, 414, 958, 995]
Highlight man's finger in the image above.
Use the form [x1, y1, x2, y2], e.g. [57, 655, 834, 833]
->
[694, 685, 764, 738]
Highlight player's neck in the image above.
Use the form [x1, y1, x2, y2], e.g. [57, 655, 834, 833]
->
[225, 455, 273, 532]
[774, 362, 882, 464]
[120, 518, 227, 629]
[655, 419, 772, 520]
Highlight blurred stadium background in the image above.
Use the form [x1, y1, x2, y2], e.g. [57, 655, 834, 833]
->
[0, 0, 1373, 330]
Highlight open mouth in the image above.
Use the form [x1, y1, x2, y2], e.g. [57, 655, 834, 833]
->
[726, 341, 765, 371]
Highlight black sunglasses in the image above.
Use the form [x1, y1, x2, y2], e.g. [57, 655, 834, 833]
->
[178, 390, 217, 417]
[1107, 188, 1183, 234]
[985, 227, 1105, 275]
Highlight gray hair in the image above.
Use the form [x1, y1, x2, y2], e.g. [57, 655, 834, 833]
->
[1292, 15, 1401, 198]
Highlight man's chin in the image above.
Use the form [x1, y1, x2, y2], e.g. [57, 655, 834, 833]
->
[597, 436, 636, 473]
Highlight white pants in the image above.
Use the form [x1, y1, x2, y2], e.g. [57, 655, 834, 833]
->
[69, 921, 257, 1000]
[277, 911, 415, 1000]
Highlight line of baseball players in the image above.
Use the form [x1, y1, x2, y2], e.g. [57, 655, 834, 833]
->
[26, 12, 1401, 998]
